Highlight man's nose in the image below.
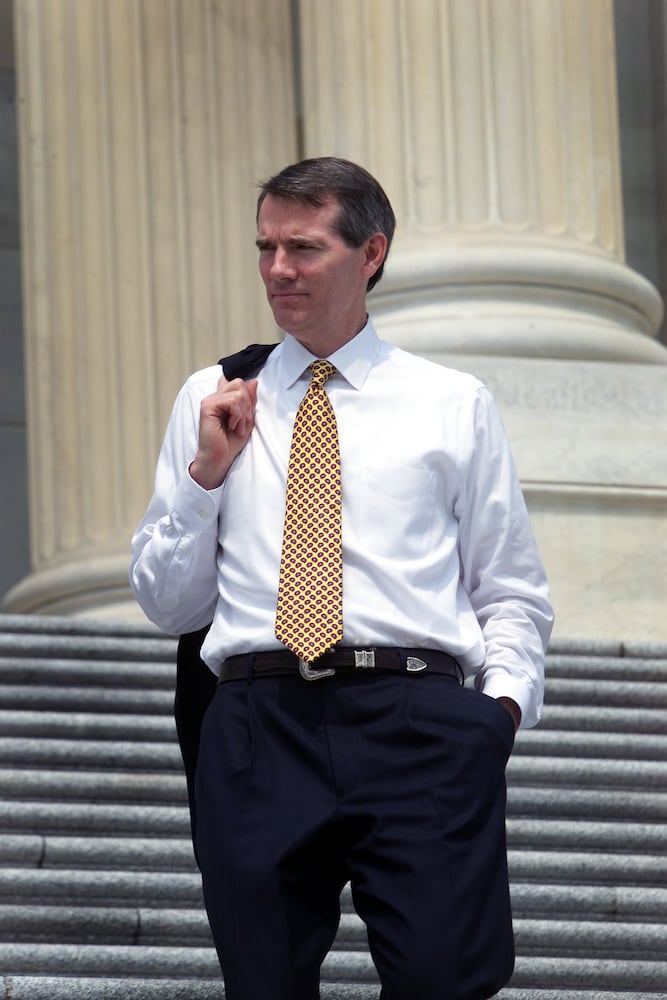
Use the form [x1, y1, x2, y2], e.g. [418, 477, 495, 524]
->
[270, 246, 296, 279]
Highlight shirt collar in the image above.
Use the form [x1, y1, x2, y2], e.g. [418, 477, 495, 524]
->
[279, 317, 380, 390]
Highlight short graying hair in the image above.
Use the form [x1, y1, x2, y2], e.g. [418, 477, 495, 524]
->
[257, 156, 395, 291]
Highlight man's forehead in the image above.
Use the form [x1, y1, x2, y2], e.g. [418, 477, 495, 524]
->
[257, 193, 339, 233]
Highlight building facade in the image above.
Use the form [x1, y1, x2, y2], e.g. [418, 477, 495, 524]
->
[1, 0, 666, 641]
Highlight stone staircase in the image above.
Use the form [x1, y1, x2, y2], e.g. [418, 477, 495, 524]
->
[0, 612, 665, 999]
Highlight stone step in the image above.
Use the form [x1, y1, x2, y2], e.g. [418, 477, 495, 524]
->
[0, 943, 665, 991]
[3, 727, 667, 770]
[543, 654, 667, 681]
[2, 904, 664, 961]
[1, 860, 666, 924]
[2, 651, 666, 688]
[0, 632, 176, 664]
[510, 883, 667, 922]
[514, 704, 667, 734]
[0, 617, 664, 1000]
[1, 786, 665, 839]
[0, 817, 665, 868]
[0, 685, 173, 715]
[0, 710, 175, 742]
[506, 755, 667, 789]
[0, 980, 226, 1000]
[507, 785, 667, 822]
[3, 706, 664, 752]
[0, 737, 182, 771]
[0, 658, 175, 687]
[539, 678, 667, 708]
[2, 754, 665, 806]
[0, 868, 204, 907]
[2, 731, 666, 772]
[0, 614, 164, 640]
[0, 768, 187, 804]
[3, 835, 665, 916]
[513, 729, 667, 759]
[507, 817, 666, 852]
[0, 800, 190, 836]
[1, 817, 662, 873]
[0, 986, 662, 1000]
[507, 850, 666, 886]
[1, 848, 663, 911]
[0, 983, 662, 1000]
[2, 682, 665, 729]
[0, 834, 197, 872]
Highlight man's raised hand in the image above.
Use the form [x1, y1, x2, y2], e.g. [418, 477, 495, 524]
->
[189, 377, 258, 490]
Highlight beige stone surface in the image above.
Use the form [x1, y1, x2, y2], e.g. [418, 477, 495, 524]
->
[433, 352, 667, 643]
[6, 0, 666, 643]
[7, 0, 294, 614]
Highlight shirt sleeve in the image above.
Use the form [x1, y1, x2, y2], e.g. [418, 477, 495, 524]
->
[129, 375, 222, 635]
[456, 386, 554, 729]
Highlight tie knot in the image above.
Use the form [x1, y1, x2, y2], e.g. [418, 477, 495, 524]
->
[309, 359, 337, 387]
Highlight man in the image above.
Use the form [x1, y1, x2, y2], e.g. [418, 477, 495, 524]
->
[130, 156, 553, 1000]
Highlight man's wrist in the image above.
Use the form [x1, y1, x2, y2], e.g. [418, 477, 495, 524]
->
[496, 696, 521, 733]
[189, 458, 227, 491]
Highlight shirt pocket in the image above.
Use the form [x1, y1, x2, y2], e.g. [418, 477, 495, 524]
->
[353, 464, 437, 561]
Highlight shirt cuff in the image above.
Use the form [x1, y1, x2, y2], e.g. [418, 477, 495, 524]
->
[169, 470, 224, 533]
[477, 672, 538, 730]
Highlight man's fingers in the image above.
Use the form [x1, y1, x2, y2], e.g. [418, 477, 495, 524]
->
[212, 377, 257, 435]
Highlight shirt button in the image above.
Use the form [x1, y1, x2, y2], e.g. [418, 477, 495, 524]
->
[198, 510, 209, 520]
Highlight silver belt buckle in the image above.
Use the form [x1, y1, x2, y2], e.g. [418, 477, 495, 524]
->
[299, 658, 335, 681]
[354, 649, 376, 670]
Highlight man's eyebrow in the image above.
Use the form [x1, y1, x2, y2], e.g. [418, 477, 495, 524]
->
[255, 234, 325, 249]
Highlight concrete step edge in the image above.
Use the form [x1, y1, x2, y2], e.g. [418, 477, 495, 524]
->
[0, 738, 182, 771]
[0, 979, 225, 1000]
[0, 614, 165, 640]
[0, 634, 177, 663]
[537, 706, 667, 734]
[544, 655, 667, 681]
[2, 818, 663, 871]
[0, 687, 173, 715]
[7, 945, 658, 989]
[507, 786, 667, 821]
[0, 659, 176, 686]
[0, 834, 196, 871]
[0, 868, 203, 905]
[0, 710, 175, 741]
[506, 755, 667, 789]
[2, 791, 666, 836]
[507, 850, 667, 884]
[0, 801, 190, 836]
[7, 732, 667, 769]
[505, 955, 667, 990]
[2, 906, 665, 956]
[513, 730, 667, 760]
[539, 679, 667, 707]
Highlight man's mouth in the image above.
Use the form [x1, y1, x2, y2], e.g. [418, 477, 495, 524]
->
[272, 290, 306, 302]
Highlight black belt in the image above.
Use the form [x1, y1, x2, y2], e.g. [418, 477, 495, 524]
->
[218, 647, 463, 684]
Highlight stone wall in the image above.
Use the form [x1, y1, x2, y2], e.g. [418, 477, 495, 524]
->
[0, 1, 30, 601]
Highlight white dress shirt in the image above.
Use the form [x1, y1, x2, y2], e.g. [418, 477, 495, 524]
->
[130, 319, 553, 728]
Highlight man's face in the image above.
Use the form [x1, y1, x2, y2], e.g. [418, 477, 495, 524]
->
[256, 194, 379, 355]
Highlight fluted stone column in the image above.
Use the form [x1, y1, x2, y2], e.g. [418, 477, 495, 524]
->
[299, 0, 663, 362]
[297, 0, 667, 641]
[5, 0, 296, 617]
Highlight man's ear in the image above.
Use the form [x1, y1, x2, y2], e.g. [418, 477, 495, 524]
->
[363, 232, 388, 279]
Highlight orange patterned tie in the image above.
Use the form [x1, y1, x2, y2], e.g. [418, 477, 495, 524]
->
[275, 360, 344, 663]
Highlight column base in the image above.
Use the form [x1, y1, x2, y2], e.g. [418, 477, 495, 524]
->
[1, 555, 150, 624]
[431, 352, 667, 643]
[372, 245, 666, 364]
